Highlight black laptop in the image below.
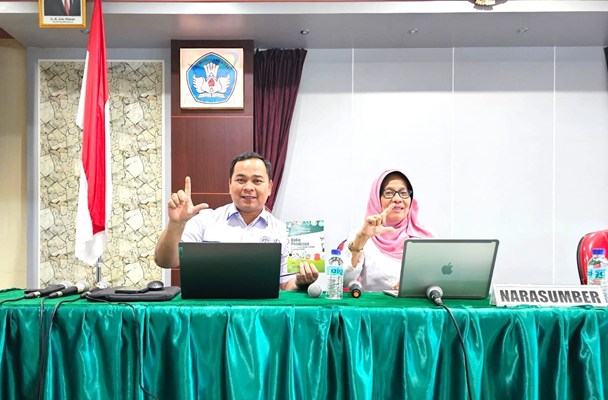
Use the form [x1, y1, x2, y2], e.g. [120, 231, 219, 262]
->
[179, 242, 282, 299]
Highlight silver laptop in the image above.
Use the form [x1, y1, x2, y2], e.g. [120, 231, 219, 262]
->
[384, 239, 499, 299]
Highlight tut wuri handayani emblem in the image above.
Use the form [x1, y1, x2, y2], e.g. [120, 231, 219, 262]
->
[187, 53, 237, 104]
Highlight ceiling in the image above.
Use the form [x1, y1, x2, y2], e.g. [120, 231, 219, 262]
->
[1, 1, 608, 49]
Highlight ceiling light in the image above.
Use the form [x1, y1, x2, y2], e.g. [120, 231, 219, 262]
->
[408, 29, 418, 35]
[517, 28, 528, 33]
[300, 30, 309, 35]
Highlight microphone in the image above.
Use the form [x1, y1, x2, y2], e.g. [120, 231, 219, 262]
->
[24, 281, 72, 299]
[307, 282, 323, 298]
[348, 281, 362, 298]
[426, 285, 443, 306]
[48, 281, 90, 299]
[80, 281, 111, 298]
[25, 284, 63, 295]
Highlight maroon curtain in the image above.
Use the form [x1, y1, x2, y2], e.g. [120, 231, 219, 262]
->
[254, 49, 307, 211]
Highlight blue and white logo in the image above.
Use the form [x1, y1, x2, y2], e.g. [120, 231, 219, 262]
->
[187, 52, 237, 104]
[260, 236, 272, 243]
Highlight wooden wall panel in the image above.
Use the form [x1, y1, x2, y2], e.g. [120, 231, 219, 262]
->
[171, 268, 180, 287]
[171, 117, 253, 194]
[191, 194, 233, 211]
[170, 39, 254, 286]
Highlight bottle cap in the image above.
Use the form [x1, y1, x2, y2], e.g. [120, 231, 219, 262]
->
[331, 249, 341, 256]
[592, 249, 606, 256]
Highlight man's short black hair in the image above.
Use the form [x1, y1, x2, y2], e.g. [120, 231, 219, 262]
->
[230, 152, 272, 181]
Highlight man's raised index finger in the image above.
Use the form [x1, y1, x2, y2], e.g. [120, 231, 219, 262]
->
[185, 176, 191, 196]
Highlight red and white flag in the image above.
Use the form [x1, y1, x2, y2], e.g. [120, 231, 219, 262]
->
[75, 0, 112, 266]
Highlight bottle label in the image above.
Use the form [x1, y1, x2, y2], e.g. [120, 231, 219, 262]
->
[327, 266, 344, 276]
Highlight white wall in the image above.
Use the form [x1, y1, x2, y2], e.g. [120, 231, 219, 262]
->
[274, 50, 354, 252]
[555, 47, 608, 284]
[274, 46, 608, 286]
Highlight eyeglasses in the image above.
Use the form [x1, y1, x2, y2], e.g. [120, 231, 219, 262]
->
[381, 190, 412, 200]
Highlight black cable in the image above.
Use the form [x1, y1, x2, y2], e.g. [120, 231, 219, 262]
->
[35, 297, 48, 400]
[0, 288, 24, 294]
[437, 300, 474, 400]
[86, 296, 159, 400]
[0, 296, 25, 305]
[36, 297, 82, 400]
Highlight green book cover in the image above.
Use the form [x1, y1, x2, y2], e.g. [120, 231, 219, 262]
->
[286, 220, 325, 273]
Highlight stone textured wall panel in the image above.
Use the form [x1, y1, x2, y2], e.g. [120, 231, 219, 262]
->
[39, 61, 163, 288]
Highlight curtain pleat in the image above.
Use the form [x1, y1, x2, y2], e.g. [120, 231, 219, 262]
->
[254, 49, 307, 211]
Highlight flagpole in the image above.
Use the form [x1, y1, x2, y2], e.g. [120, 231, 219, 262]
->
[96, 257, 102, 283]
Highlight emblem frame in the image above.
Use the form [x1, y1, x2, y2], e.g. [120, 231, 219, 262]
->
[180, 48, 245, 110]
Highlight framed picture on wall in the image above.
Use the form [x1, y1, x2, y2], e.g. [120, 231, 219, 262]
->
[180, 48, 244, 110]
[39, 0, 86, 28]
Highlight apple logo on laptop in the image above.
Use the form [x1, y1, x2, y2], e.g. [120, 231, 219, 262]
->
[442, 262, 453, 275]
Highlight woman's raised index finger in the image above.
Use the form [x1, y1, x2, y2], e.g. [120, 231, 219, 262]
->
[381, 203, 395, 216]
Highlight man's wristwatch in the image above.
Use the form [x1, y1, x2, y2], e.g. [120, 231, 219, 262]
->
[348, 241, 363, 253]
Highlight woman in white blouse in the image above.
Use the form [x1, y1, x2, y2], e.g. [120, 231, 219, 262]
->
[343, 170, 437, 291]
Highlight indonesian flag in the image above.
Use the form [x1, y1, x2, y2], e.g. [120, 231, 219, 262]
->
[75, 0, 112, 266]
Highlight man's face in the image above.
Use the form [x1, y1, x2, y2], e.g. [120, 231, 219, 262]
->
[229, 158, 272, 215]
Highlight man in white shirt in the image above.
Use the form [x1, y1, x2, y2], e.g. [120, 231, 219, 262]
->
[155, 152, 318, 290]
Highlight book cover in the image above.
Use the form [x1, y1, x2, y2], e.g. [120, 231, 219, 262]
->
[286, 220, 325, 273]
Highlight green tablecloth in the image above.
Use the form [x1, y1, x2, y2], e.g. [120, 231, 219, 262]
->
[1, 288, 607, 400]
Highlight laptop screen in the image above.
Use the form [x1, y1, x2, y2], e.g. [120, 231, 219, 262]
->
[179, 242, 282, 299]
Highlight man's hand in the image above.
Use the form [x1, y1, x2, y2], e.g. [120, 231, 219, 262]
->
[295, 261, 319, 289]
[359, 203, 397, 239]
[168, 176, 209, 224]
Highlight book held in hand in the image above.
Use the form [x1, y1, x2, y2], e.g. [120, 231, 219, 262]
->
[286, 220, 325, 273]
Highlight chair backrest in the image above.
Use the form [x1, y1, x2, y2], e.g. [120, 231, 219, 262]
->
[577, 230, 608, 284]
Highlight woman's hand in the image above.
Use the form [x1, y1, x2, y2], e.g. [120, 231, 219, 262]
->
[359, 203, 396, 239]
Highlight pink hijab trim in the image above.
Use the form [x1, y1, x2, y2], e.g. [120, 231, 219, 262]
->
[366, 170, 437, 260]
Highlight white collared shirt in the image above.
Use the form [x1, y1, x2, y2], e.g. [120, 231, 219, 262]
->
[181, 203, 290, 283]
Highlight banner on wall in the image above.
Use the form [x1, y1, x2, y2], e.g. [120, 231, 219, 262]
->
[75, 0, 112, 266]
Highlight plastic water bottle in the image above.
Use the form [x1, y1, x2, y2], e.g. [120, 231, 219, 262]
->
[587, 248, 608, 300]
[326, 249, 344, 300]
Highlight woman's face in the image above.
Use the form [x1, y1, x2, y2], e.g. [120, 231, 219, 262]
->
[380, 176, 411, 223]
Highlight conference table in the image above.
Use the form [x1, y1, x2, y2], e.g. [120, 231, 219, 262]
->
[1, 288, 607, 400]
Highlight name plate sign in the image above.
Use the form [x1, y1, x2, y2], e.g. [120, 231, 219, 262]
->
[491, 285, 607, 307]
